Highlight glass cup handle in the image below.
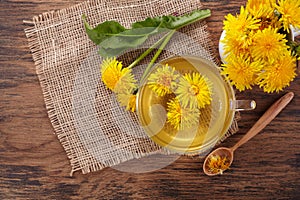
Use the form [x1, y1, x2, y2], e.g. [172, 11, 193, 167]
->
[230, 100, 256, 111]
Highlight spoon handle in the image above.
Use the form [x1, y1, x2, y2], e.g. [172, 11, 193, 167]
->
[231, 92, 294, 152]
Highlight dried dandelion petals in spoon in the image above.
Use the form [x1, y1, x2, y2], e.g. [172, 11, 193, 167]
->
[207, 155, 230, 175]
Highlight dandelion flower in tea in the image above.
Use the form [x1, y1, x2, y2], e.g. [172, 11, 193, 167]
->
[175, 72, 212, 109]
[147, 64, 180, 97]
[166, 98, 200, 130]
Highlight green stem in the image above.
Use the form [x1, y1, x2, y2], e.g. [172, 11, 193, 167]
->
[140, 29, 176, 81]
[127, 31, 170, 69]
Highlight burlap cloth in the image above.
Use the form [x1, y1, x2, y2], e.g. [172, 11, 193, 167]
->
[24, 0, 239, 175]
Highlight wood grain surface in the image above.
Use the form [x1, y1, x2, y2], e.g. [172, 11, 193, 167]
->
[0, 0, 299, 199]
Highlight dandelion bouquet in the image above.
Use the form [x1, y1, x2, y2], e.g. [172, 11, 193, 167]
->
[83, 9, 214, 130]
[221, 0, 300, 93]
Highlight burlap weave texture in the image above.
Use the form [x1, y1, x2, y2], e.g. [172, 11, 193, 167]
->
[24, 0, 238, 175]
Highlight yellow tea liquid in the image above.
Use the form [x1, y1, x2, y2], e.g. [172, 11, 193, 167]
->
[137, 56, 234, 153]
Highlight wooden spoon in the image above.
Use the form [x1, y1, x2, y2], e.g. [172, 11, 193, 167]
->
[203, 92, 294, 176]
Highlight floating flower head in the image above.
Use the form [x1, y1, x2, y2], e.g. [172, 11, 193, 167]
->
[251, 27, 289, 60]
[147, 64, 180, 97]
[276, 0, 300, 32]
[175, 72, 212, 109]
[101, 57, 137, 93]
[166, 98, 200, 130]
[257, 54, 297, 93]
[223, 6, 261, 33]
[222, 55, 262, 91]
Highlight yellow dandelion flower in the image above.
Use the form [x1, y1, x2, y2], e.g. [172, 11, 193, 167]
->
[222, 32, 252, 57]
[251, 27, 289, 60]
[276, 0, 300, 32]
[257, 54, 297, 93]
[117, 92, 137, 112]
[224, 6, 261, 33]
[258, 15, 283, 30]
[246, 0, 276, 19]
[175, 72, 212, 109]
[166, 98, 200, 130]
[222, 56, 262, 91]
[101, 57, 137, 92]
[147, 64, 180, 97]
[222, 6, 260, 57]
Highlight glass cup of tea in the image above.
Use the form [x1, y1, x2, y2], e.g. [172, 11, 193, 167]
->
[136, 55, 256, 154]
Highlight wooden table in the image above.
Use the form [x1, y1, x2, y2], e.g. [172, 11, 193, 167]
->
[1, 0, 299, 199]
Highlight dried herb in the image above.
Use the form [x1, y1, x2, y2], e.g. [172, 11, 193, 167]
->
[207, 155, 230, 175]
